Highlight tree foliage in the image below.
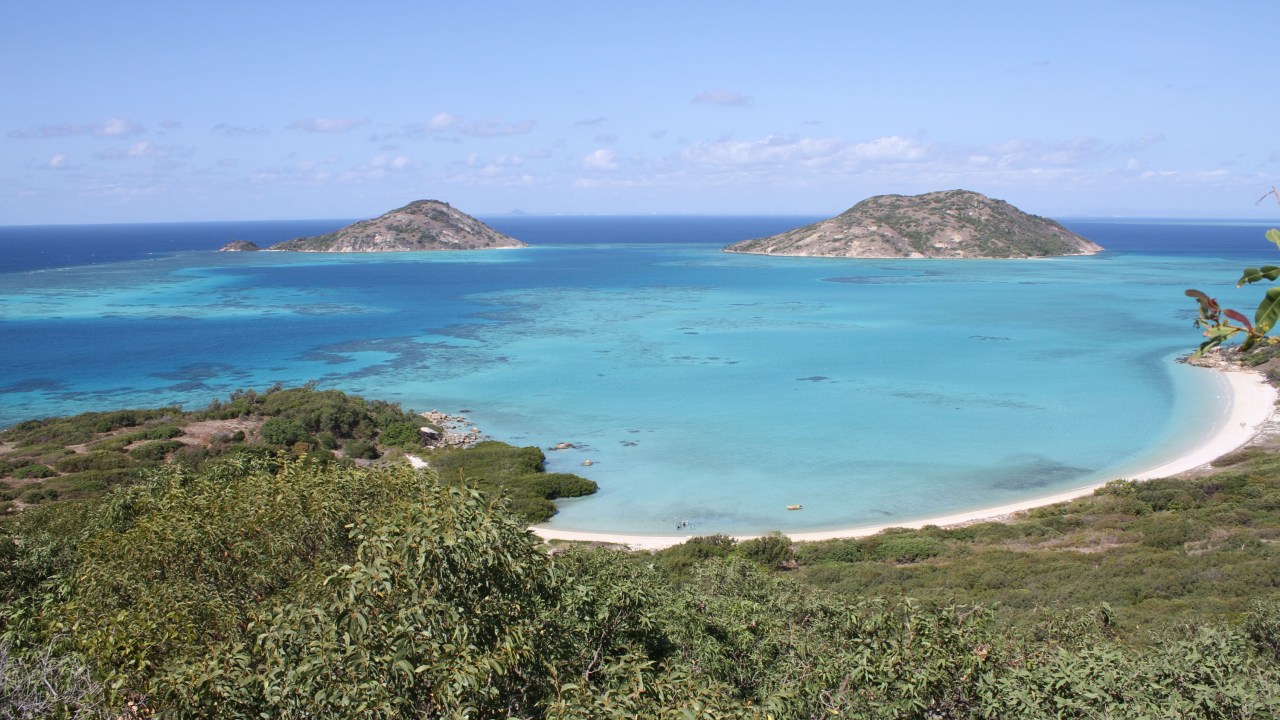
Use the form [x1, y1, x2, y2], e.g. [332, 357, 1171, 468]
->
[1, 453, 1278, 718]
[1187, 226, 1280, 355]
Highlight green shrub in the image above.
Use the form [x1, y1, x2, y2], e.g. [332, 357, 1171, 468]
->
[89, 436, 132, 453]
[432, 441, 546, 480]
[54, 452, 132, 474]
[91, 409, 170, 434]
[499, 494, 557, 524]
[655, 534, 737, 580]
[11, 464, 56, 480]
[424, 442, 594, 523]
[737, 532, 794, 569]
[1140, 513, 1204, 550]
[343, 438, 379, 460]
[259, 418, 309, 446]
[128, 440, 185, 463]
[378, 421, 421, 447]
[19, 487, 58, 504]
[795, 538, 864, 564]
[1246, 599, 1280, 661]
[873, 533, 944, 564]
[134, 424, 182, 441]
[56, 468, 138, 493]
[524, 472, 597, 499]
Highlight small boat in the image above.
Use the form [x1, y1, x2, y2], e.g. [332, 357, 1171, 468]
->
[786, 504, 803, 511]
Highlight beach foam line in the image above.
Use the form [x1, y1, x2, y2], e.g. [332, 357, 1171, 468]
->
[530, 366, 1279, 551]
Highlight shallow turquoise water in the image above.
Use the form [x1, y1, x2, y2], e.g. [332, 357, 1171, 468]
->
[0, 218, 1267, 534]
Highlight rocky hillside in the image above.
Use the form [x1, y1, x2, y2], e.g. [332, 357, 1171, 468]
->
[725, 190, 1102, 258]
[271, 200, 526, 252]
[218, 240, 261, 252]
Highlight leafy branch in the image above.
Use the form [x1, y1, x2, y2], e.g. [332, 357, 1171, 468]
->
[1186, 189, 1280, 357]
[1186, 228, 1280, 356]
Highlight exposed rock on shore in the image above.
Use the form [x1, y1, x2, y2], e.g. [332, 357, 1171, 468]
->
[724, 189, 1102, 259]
[271, 200, 526, 252]
[420, 409, 487, 448]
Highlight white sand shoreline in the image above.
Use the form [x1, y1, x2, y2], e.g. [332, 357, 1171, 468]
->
[530, 365, 1279, 551]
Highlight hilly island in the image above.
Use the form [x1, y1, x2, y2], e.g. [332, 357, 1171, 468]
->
[262, 199, 526, 252]
[725, 189, 1102, 258]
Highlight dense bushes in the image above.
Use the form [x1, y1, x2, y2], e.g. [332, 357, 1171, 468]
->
[1, 456, 1279, 718]
[10, 464, 55, 480]
[773, 452, 1280, 636]
[127, 440, 184, 462]
[202, 386, 424, 443]
[430, 441, 597, 522]
[53, 452, 132, 474]
[259, 417, 309, 446]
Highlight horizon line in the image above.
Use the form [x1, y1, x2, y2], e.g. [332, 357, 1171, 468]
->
[3, 212, 1278, 229]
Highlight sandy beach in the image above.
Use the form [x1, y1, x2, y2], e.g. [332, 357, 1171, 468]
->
[531, 365, 1279, 551]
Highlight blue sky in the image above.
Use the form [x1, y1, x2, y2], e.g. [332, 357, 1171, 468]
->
[3, 1, 1278, 224]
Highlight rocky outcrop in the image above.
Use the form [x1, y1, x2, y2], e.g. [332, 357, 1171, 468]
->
[420, 410, 486, 447]
[724, 190, 1102, 259]
[218, 240, 261, 252]
[271, 200, 526, 252]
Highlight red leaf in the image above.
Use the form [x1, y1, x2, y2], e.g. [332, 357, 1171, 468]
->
[1224, 308, 1253, 331]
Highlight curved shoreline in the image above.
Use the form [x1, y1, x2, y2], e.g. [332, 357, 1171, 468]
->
[531, 366, 1278, 551]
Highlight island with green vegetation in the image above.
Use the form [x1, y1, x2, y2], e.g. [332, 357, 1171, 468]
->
[724, 189, 1103, 258]
[269, 199, 527, 252]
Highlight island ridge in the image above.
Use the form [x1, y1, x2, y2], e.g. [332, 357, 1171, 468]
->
[725, 189, 1103, 258]
[270, 199, 526, 252]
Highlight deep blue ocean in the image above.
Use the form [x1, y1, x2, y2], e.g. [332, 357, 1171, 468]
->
[1, 215, 1275, 534]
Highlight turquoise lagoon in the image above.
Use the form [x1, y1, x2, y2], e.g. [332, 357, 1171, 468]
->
[0, 217, 1269, 534]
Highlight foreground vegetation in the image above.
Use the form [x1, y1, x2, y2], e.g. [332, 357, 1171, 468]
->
[647, 446, 1280, 640]
[2, 445, 1279, 718]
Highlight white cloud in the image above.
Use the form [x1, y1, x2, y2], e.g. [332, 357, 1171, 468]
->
[213, 123, 270, 137]
[426, 112, 459, 131]
[287, 117, 368, 133]
[96, 117, 146, 137]
[681, 135, 845, 167]
[9, 117, 146, 139]
[93, 140, 186, 159]
[693, 90, 753, 107]
[969, 135, 1140, 170]
[95, 141, 186, 160]
[457, 117, 535, 138]
[583, 148, 618, 171]
[849, 136, 928, 161]
[348, 154, 413, 179]
[1122, 133, 1165, 151]
[48, 154, 68, 169]
[416, 113, 535, 138]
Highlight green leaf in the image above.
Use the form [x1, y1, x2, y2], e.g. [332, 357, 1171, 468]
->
[1255, 286, 1280, 333]
[1267, 228, 1280, 249]
[1237, 265, 1280, 286]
